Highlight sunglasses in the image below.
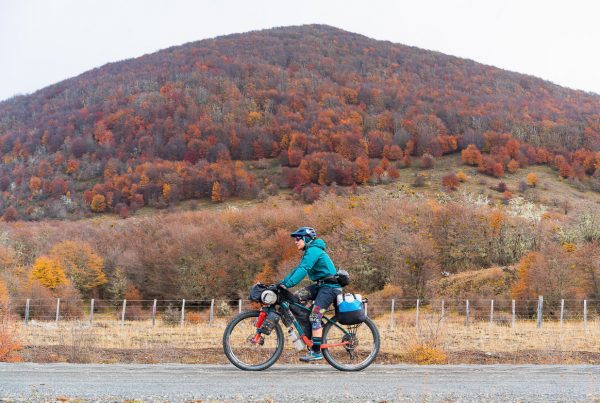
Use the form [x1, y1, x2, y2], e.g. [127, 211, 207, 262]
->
[293, 236, 303, 242]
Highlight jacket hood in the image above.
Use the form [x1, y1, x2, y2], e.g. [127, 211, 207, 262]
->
[306, 238, 326, 250]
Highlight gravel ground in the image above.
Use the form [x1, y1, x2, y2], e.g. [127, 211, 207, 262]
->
[1, 363, 599, 402]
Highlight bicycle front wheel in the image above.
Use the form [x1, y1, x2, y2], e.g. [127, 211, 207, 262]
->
[223, 310, 284, 371]
[322, 317, 380, 371]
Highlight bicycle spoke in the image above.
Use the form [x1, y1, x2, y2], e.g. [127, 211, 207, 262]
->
[324, 321, 377, 368]
[226, 315, 280, 367]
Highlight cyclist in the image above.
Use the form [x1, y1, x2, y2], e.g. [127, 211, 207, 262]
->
[279, 227, 342, 362]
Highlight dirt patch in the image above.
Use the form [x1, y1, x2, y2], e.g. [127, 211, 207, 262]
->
[20, 345, 600, 365]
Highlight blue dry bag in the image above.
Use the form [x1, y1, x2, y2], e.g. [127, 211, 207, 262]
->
[335, 293, 367, 325]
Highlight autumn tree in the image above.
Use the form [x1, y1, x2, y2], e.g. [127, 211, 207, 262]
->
[162, 183, 171, 201]
[507, 159, 519, 173]
[512, 245, 586, 302]
[354, 157, 370, 184]
[49, 240, 107, 297]
[30, 257, 69, 289]
[442, 173, 459, 191]
[91, 194, 106, 212]
[66, 160, 79, 175]
[0, 279, 8, 316]
[211, 181, 223, 203]
[461, 144, 483, 166]
[420, 154, 434, 169]
[2, 207, 18, 222]
[389, 232, 439, 300]
[526, 172, 538, 187]
[29, 176, 42, 193]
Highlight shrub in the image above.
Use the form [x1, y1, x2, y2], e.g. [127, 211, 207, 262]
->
[0, 326, 22, 362]
[494, 182, 507, 193]
[526, 173, 538, 187]
[518, 181, 528, 193]
[461, 144, 482, 166]
[420, 154, 434, 169]
[186, 311, 203, 324]
[218, 301, 232, 316]
[406, 343, 448, 365]
[2, 207, 18, 222]
[413, 174, 427, 187]
[161, 305, 181, 326]
[507, 159, 519, 173]
[442, 174, 459, 191]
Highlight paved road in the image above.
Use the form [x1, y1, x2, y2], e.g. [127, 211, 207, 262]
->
[1, 363, 599, 402]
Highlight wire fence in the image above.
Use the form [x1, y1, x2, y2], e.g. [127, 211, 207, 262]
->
[5, 296, 600, 328]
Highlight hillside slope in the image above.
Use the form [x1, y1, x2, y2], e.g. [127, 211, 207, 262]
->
[0, 25, 599, 220]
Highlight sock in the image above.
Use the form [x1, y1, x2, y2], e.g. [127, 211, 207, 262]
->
[312, 336, 322, 353]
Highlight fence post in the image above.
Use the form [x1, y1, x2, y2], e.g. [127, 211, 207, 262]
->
[560, 299, 564, 327]
[390, 299, 395, 329]
[24, 299, 30, 326]
[584, 300, 587, 329]
[490, 299, 494, 325]
[238, 299, 242, 314]
[537, 296, 543, 329]
[512, 300, 516, 328]
[152, 299, 157, 327]
[415, 299, 420, 329]
[90, 299, 95, 325]
[180, 299, 186, 327]
[209, 299, 215, 325]
[121, 299, 127, 326]
[465, 300, 469, 325]
[55, 298, 60, 323]
[441, 300, 445, 320]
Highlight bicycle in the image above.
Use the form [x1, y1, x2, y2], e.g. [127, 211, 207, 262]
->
[223, 284, 380, 371]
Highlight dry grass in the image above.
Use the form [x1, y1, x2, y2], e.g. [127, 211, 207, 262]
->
[380, 309, 600, 354]
[12, 309, 600, 365]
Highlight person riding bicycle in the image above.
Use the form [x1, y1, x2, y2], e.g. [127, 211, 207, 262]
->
[279, 226, 342, 362]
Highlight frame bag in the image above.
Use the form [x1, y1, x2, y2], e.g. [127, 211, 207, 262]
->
[335, 293, 366, 325]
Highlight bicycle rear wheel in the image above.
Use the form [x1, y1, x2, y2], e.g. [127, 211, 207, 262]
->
[322, 316, 380, 371]
[223, 310, 284, 371]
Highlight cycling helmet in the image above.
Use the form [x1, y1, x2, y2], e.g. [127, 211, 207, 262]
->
[290, 227, 317, 241]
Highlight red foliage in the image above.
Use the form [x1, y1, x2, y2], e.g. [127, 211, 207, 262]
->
[461, 145, 483, 166]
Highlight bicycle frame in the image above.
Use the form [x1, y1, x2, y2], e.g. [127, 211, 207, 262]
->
[254, 299, 351, 349]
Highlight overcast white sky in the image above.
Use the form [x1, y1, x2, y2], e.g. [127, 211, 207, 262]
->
[1, 0, 599, 102]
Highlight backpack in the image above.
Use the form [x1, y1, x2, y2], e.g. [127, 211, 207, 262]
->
[335, 269, 350, 287]
[335, 293, 366, 325]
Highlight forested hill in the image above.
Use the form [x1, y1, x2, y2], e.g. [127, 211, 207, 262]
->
[1, 24, 599, 220]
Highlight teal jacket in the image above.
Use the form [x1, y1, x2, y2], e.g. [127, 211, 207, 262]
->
[281, 238, 340, 288]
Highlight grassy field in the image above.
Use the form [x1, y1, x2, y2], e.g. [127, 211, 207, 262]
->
[9, 309, 600, 365]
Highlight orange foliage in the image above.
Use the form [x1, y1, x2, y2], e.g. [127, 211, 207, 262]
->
[511, 251, 542, 299]
[441, 173, 459, 191]
[461, 145, 482, 166]
[29, 176, 42, 193]
[0, 328, 22, 363]
[526, 172, 538, 187]
[507, 159, 519, 173]
[49, 240, 107, 293]
[162, 183, 171, 201]
[211, 181, 223, 203]
[91, 194, 106, 212]
[354, 157, 370, 184]
[30, 256, 69, 289]
[66, 160, 79, 174]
